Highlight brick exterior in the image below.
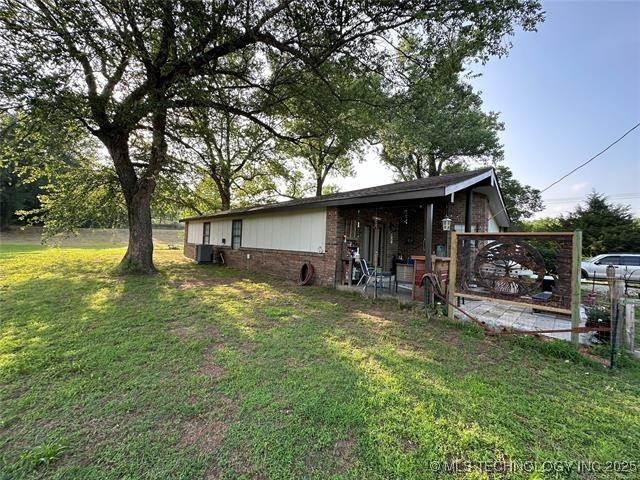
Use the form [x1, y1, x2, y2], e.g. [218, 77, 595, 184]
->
[183, 193, 491, 286]
[396, 192, 489, 258]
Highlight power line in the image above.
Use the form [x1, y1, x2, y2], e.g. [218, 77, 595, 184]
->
[544, 193, 640, 204]
[488, 121, 640, 221]
[539, 122, 640, 194]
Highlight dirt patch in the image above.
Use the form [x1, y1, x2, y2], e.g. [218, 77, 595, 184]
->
[204, 468, 222, 480]
[332, 438, 355, 472]
[199, 334, 228, 379]
[400, 437, 417, 452]
[179, 394, 237, 454]
[180, 418, 227, 453]
[169, 325, 198, 341]
[200, 360, 226, 379]
[305, 436, 355, 474]
[578, 347, 610, 367]
[352, 311, 394, 328]
[171, 278, 227, 290]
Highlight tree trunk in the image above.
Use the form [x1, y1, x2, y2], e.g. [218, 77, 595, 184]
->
[315, 176, 323, 196]
[211, 174, 232, 211]
[103, 133, 157, 274]
[220, 179, 232, 211]
[121, 188, 156, 273]
[427, 154, 438, 177]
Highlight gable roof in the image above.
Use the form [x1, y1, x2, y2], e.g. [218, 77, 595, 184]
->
[181, 167, 510, 226]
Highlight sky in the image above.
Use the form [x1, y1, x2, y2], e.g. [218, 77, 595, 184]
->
[333, 0, 640, 219]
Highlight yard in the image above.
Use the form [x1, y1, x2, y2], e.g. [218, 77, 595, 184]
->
[1, 244, 639, 479]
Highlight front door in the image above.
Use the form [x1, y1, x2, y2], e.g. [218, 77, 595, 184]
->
[361, 223, 386, 269]
[373, 224, 385, 269]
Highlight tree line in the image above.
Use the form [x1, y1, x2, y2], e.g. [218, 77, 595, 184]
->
[0, 0, 547, 273]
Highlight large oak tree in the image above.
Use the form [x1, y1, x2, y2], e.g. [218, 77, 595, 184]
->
[0, 0, 542, 272]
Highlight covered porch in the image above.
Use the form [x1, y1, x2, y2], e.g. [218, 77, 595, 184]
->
[334, 171, 508, 301]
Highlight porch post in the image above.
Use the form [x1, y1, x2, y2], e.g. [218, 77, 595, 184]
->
[424, 202, 434, 307]
[464, 188, 474, 232]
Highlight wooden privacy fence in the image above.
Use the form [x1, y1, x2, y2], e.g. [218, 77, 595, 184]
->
[447, 231, 584, 345]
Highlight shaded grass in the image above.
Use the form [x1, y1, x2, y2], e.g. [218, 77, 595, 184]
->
[1, 244, 639, 479]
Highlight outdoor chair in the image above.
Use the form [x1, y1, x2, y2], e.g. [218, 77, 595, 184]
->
[356, 258, 394, 292]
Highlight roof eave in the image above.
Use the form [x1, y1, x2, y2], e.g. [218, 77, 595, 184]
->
[180, 186, 447, 222]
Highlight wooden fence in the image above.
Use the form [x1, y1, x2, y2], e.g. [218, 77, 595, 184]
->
[447, 231, 583, 346]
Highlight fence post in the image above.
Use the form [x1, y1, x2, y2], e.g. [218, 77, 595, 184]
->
[609, 280, 624, 368]
[448, 232, 458, 320]
[623, 300, 635, 353]
[570, 230, 582, 346]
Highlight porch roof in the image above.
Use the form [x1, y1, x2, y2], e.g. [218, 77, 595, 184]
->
[181, 167, 510, 226]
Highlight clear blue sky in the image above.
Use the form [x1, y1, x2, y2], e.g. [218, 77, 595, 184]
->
[336, 0, 640, 218]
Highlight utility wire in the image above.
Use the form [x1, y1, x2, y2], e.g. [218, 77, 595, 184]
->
[490, 121, 640, 221]
[544, 193, 640, 203]
[538, 122, 640, 194]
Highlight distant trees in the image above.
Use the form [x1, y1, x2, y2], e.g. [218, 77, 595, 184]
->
[0, 111, 102, 232]
[0, 114, 43, 229]
[174, 106, 275, 211]
[521, 192, 640, 256]
[0, 0, 543, 272]
[560, 192, 640, 257]
[0, 111, 198, 237]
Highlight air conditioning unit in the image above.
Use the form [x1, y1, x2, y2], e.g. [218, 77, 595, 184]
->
[195, 244, 213, 264]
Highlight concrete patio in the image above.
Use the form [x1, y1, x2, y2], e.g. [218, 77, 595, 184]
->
[453, 297, 591, 344]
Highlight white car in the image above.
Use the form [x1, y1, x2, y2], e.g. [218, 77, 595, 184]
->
[581, 254, 640, 281]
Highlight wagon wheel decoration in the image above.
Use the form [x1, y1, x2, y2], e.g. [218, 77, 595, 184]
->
[470, 240, 548, 296]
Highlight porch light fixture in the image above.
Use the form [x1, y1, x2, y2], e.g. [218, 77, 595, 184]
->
[441, 215, 452, 232]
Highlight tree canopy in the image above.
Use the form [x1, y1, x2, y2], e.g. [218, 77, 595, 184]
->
[0, 0, 543, 272]
[493, 165, 543, 225]
[275, 62, 380, 196]
[561, 192, 640, 257]
[378, 37, 504, 180]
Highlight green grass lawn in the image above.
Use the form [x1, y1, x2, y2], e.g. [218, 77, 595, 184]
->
[1, 245, 639, 479]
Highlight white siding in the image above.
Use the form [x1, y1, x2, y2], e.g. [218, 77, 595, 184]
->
[210, 219, 233, 246]
[187, 221, 203, 244]
[242, 209, 326, 253]
[186, 208, 326, 253]
[487, 209, 499, 232]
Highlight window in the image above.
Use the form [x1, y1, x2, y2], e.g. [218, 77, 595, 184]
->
[598, 256, 620, 265]
[620, 256, 640, 267]
[202, 222, 210, 244]
[232, 220, 242, 249]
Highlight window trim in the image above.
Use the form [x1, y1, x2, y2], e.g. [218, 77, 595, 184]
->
[202, 222, 211, 245]
[231, 219, 242, 250]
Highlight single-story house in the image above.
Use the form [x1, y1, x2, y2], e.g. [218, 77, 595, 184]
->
[181, 167, 510, 286]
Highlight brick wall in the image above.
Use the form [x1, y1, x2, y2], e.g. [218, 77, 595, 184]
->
[397, 192, 489, 258]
